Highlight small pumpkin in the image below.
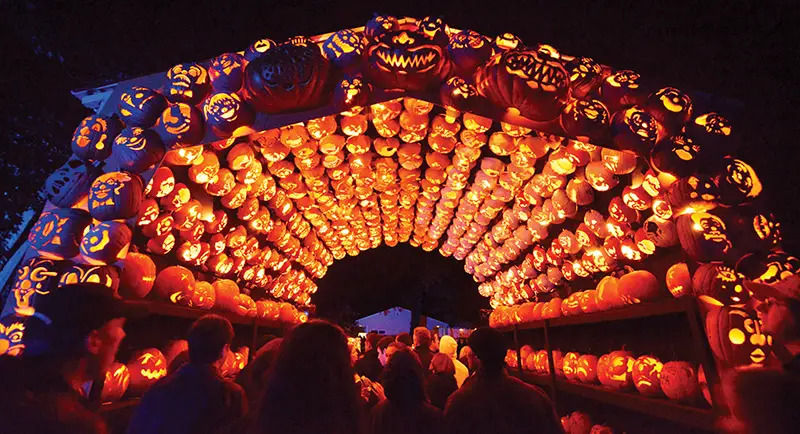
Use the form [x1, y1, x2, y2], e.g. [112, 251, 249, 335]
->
[632, 355, 663, 396]
[71, 114, 123, 162]
[563, 352, 580, 381]
[599, 350, 634, 390]
[565, 56, 604, 99]
[645, 87, 693, 135]
[203, 92, 255, 137]
[447, 29, 492, 78]
[692, 263, 749, 306]
[600, 69, 645, 112]
[660, 361, 699, 401]
[127, 348, 168, 395]
[322, 29, 365, 69]
[715, 157, 762, 206]
[209, 52, 245, 93]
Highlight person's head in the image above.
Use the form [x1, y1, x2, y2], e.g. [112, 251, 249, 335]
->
[385, 341, 406, 365]
[468, 327, 508, 373]
[459, 345, 475, 372]
[430, 352, 455, 375]
[21, 283, 132, 382]
[395, 332, 412, 347]
[439, 335, 458, 359]
[187, 314, 234, 365]
[413, 327, 432, 349]
[377, 336, 395, 366]
[365, 332, 380, 351]
[429, 332, 439, 352]
[722, 365, 800, 433]
[382, 347, 426, 406]
[259, 320, 363, 434]
[746, 274, 800, 342]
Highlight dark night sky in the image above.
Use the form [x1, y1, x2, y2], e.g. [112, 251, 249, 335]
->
[2, 0, 798, 325]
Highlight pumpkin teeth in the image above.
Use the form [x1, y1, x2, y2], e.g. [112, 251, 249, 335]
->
[376, 50, 437, 70]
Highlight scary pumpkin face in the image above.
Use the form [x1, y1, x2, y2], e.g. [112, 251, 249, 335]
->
[209, 52, 245, 93]
[166, 63, 210, 104]
[475, 48, 569, 122]
[80, 221, 132, 265]
[11, 257, 61, 316]
[706, 305, 772, 367]
[632, 356, 663, 396]
[128, 349, 168, 394]
[365, 30, 447, 91]
[0, 316, 25, 357]
[668, 175, 719, 213]
[71, 115, 123, 162]
[118, 86, 167, 127]
[112, 127, 166, 174]
[203, 92, 254, 136]
[333, 75, 371, 111]
[244, 41, 331, 113]
[28, 208, 91, 260]
[322, 29, 364, 69]
[717, 157, 762, 205]
[158, 102, 205, 146]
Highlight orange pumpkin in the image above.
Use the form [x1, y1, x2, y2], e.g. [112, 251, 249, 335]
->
[666, 262, 692, 298]
[618, 270, 661, 304]
[595, 276, 623, 311]
[660, 361, 699, 401]
[505, 349, 519, 368]
[101, 362, 130, 402]
[563, 352, 580, 381]
[632, 355, 663, 396]
[534, 350, 549, 373]
[152, 265, 195, 300]
[212, 279, 240, 313]
[551, 350, 564, 377]
[524, 352, 537, 372]
[578, 290, 599, 313]
[118, 253, 156, 299]
[127, 348, 167, 395]
[576, 354, 598, 384]
[235, 293, 258, 318]
[279, 302, 298, 324]
[564, 411, 593, 434]
[161, 339, 189, 365]
[256, 299, 280, 320]
[520, 344, 534, 362]
[599, 350, 634, 390]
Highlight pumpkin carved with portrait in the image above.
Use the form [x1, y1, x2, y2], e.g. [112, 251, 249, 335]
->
[28, 208, 91, 260]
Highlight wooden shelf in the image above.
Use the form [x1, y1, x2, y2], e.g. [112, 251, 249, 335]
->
[123, 300, 283, 329]
[497, 297, 694, 333]
[517, 371, 715, 431]
[98, 398, 140, 413]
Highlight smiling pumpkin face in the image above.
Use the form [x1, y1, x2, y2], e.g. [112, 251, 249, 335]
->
[128, 349, 168, 394]
[0, 316, 26, 357]
[366, 30, 447, 91]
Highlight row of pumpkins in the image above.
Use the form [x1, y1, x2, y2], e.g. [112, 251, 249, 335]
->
[561, 411, 615, 434]
[505, 346, 709, 404]
[100, 340, 249, 402]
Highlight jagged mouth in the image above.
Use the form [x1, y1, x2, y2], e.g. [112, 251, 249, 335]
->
[506, 54, 567, 90]
[374, 47, 440, 73]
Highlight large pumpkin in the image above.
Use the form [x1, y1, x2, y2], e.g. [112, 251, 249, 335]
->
[101, 362, 131, 402]
[364, 30, 448, 91]
[28, 208, 92, 260]
[71, 114, 123, 162]
[44, 158, 95, 208]
[118, 86, 167, 127]
[676, 211, 733, 262]
[118, 253, 157, 298]
[599, 350, 634, 390]
[111, 127, 166, 174]
[705, 305, 771, 367]
[576, 354, 598, 384]
[244, 40, 331, 113]
[595, 276, 623, 311]
[10, 257, 62, 316]
[632, 355, 663, 396]
[152, 265, 195, 300]
[660, 361, 699, 401]
[79, 221, 132, 265]
[127, 348, 168, 395]
[213, 279, 240, 312]
[475, 48, 569, 122]
[88, 172, 145, 221]
[617, 270, 661, 305]
[57, 263, 119, 293]
[692, 263, 749, 306]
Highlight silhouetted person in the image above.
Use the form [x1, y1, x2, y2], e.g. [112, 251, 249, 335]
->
[444, 327, 561, 434]
[356, 331, 383, 381]
[396, 332, 413, 347]
[458, 345, 475, 374]
[369, 348, 442, 434]
[127, 314, 247, 434]
[0, 284, 132, 434]
[746, 274, 800, 371]
[413, 327, 435, 372]
[377, 336, 395, 367]
[428, 353, 458, 410]
[236, 338, 283, 412]
[256, 320, 366, 434]
[440, 335, 469, 387]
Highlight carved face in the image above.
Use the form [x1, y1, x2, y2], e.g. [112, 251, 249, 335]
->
[723, 158, 761, 200]
[71, 115, 120, 161]
[244, 38, 277, 61]
[166, 63, 209, 104]
[333, 75, 370, 110]
[90, 172, 143, 221]
[204, 92, 252, 135]
[417, 16, 449, 45]
[690, 212, 731, 253]
[159, 102, 204, 145]
[118, 86, 166, 127]
[632, 356, 663, 395]
[322, 29, 364, 68]
[695, 112, 731, 136]
[623, 106, 658, 141]
[0, 316, 26, 357]
[209, 52, 244, 93]
[365, 15, 399, 40]
[80, 221, 132, 265]
[493, 33, 522, 51]
[366, 30, 446, 91]
[12, 257, 60, 316]
[101, 362, 131, 402]
[58, 264, 118, 291]
[565, 57, 603, 98]
[652, 134, 702, 177]
[129, 349, 168, 391]
[709, 265, 750, 306]
[606, 70, 640, 89]
[655, 87, 692, 114]
[710, 307, 772, 366]
[447, 29, 491, 73]
[753, 213, 781, 246]
[28, 208, 91, 260]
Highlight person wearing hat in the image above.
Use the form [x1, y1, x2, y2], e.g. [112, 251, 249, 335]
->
[0, 282, 136, 434]
[745, 274, 800, 372]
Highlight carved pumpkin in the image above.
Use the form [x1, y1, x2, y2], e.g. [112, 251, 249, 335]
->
[563, 352, 580, 381]
[666, 263, 692, 298]
[596, 276, 623, 311]
[599, 350, 634, 390]
[447, 29, 492, 77]
[44, 158, 95, 208]
[146, 166, 175, 198]
[693, 263, 749, 306]
[322, 29, 364, 69]
[118, 86, 167, 127]
[667, 175, 719, 213]
[244, 40, 330, 113]
[209, 52, 245, 93]
[203, 92, 255, 137]
[163, 144, 204, 166]
[716, 157, 762, 205]
[565, 56, 604, 99]
[651, 133, 701, 177]
[157, 102, 205, 146]
[89, 171, 144, 221]
[0, 315, 27, 357]
[688, 112, 733, 161]
[146, 232, 176, 255]
[364, 14, 399, 40]
[127, 348, 168, 394]
[705, 305, 771, 367]
[676, 211, 732, 262]
[79, 221, 132, 265]
[660, 361, 699, 401]
[244, 38, 277, 62]
[576, 354, 598, 384]
[578, 290, 600, 314]
[632, 355, 663, 396]
[166, 62, 210, 104]
[365, 30, 447, 91]
[475, 48, 569, 122]
[610, 106, 659, 154]
[563, 411, 593, 434]
[28, 208, 91, 260]
[600, 69, 644, 112]
[618, 270, 661, 305]
[57, 263, 119, 293]
[11, 257, 62, 316]
[560, 99, 610, 142]
[645, 87, 693, 134]
[333, 75, 371, 111]
[101, 362, 131, 402]
[111, 127, 166, 174]
[151, 265, 195, 300]
[118, 252, 156, 298]
[212, 279, 240, 312]
[71, 114, 123, 162]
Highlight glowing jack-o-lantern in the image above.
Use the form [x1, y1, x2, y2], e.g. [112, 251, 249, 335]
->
[562, 352, 580, 381]
[333, 75, 371, 111]
[365, 14, 399, 40]
[0, 315, 26, 357]
[693, 263, 749, 306]
[475, 48, 569, 122]
[365, 30, 448, 91]
[71, 114, 123, 162]
[118, 253, 156, 299]
[560, 99, 610, 142]
[667, 175, 719, 213]
[598, 350, 634, 390]
[706, 305, 772, 367]
[28, 208, 91, 260]
[79, 221, 132, 265]
[101, 362, 131, 402]
[127, 348, 168, 395]
[447, 29, 492, 77]
[322, 29, 364, 69]
[576, 354, 598, 384]
[646, 87, 693, 134]
[157, 102, 205, 146]
[632, 356, 663, 396]
[244, 37, 277, 62]
[111, 127, 166, 174]
[118, 86, 167, 127]
[601, 69, 644, 111]
[166, 62, 210, 105]
[11, 257, 61, 316]
[153, 265, 195, 300]
[677, 211, 732, 262]
[89, 171, 144, 221]
[611, 106, 659, 154]
[203, 92, 254, 136]
[565, 56, 604, 99]
[716, 157, 762, 205]
[44, 158, 94, 208]
[58, 263, 119, 293]
[651, 133, 702, 177]
[666, 263, 692, 298]
[209, 52, 245, 93]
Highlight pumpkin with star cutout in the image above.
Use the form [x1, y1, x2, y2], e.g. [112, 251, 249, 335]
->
[71, 114, 123, 162]
[118, 86, 167, 127]
[28, 208, 91, 260]
[89, 171, 144, 221]
[127, 348, 168, 395]
[705, 305, 771, 367]
[365, 30, 448, 92]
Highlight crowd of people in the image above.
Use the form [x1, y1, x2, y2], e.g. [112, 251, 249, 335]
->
[2, 272, 800, 433]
